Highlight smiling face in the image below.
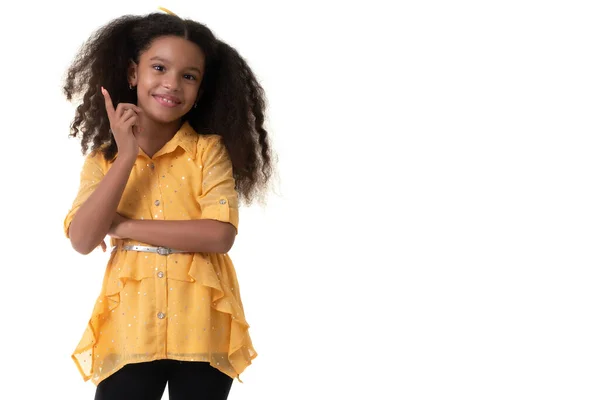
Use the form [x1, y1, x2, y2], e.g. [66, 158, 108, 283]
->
[128, 35, 205, 124]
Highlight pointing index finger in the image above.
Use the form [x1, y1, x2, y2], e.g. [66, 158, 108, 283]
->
[101, 86, 116, 119]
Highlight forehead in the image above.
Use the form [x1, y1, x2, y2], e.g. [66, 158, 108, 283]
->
[140, 36, 205, 68]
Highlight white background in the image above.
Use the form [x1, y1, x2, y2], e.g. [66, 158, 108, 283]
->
[0, 0, 599, 399]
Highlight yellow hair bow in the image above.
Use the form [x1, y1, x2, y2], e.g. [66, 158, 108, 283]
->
[158, 6, 178, 17]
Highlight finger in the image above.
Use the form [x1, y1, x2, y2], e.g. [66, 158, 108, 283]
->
[124, 116, 141, 135]
[121, 103, 142, 113]
[101, 87, 116, 119]
[118, 103, 142, 113]
[116, 104, 143, 119]
[99, 240, 107, 252]
[116, 105, 136, 120]
[119, 108, 137, 122]
[123, 113, 138, 128]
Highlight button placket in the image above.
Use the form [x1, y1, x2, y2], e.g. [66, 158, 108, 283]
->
[151, 163, 165, 221]
[155, 260, 168, 357]
[151, 163, 168, 358]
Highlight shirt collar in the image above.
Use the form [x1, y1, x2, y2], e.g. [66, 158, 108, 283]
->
[152, 120, 198, 159]
[106, 121, 199, 162]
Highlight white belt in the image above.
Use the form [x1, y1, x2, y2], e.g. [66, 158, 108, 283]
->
[120, 245, 189, 256]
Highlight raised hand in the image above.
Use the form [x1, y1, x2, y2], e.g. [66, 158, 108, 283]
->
[101, 86, 142, 160]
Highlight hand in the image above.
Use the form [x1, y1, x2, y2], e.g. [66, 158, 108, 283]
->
[101, 86, 142, 159]
[96, 213, 130, 252]
[108, 213, 130, 240]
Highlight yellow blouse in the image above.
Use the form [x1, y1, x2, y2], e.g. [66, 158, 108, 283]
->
[64, 121, 256, 385]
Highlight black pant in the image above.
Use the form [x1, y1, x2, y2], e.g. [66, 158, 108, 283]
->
[94, 359, 233, 400]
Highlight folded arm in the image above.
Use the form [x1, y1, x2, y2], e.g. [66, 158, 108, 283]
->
[113, 218, 236, 254]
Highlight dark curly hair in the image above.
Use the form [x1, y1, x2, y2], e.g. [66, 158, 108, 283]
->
[63, 12, 273, 205]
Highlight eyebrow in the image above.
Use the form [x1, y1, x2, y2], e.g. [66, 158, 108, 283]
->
[149, 56, 203, 74]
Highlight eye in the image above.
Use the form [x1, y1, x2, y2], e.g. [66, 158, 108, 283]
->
[152, 64, 165, 72]
[184, 74, 197, 81]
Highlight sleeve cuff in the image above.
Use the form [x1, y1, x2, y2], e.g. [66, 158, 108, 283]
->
[64, 210, 76, 238]
[200, 196, 239, 232]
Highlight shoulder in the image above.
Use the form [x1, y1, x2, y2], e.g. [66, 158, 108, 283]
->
[180, 121, 224, 158]
[83, 146, 112, 171]
[196, 134, 228, 157]
[196, 133, 224, 148]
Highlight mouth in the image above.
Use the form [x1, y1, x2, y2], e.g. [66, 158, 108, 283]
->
[153, 95, 181, 108]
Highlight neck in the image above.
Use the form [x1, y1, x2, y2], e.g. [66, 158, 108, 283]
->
[136, 116, 183, 158]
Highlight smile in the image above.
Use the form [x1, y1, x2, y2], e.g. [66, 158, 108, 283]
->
[153, 95, 181, 108]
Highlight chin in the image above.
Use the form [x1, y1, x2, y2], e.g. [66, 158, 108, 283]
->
[146, 109, 187, 124]
[155, 116, 185, 125]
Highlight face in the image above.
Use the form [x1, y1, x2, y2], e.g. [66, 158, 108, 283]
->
[129, 35, 205, 123]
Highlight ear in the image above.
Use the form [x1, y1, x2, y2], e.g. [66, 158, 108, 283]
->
[128, 60, 139, 87]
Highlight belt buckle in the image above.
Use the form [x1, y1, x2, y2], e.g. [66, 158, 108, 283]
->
[157, 247, 171, 256]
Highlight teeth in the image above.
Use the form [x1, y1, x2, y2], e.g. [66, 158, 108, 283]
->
[158, 96, 175, 104]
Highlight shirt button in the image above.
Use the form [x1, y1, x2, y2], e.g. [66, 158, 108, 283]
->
[150, 163, 155, 170]
[219, 199, 227, 205]
[154, 200, 160, 206]
[157, 312, 165, 319]
[157, 271, 164, 278]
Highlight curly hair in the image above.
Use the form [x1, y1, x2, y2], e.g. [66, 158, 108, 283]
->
[63, 12, 273, 205]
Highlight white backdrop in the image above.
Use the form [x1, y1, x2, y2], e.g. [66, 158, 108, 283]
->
[1, 1, 599, 399]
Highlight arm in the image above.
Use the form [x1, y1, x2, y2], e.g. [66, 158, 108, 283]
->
[68, 89, 142, 255]
[108, 135, 239, 254]
[69, 155, 136, 254]
[115, 218, 236, 254]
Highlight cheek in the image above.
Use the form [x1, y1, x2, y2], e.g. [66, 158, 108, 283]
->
[137, 75, 153, 90]
[185, 85, 200, 101]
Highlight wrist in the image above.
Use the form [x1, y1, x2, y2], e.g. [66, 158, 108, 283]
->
[116, 217, 135, 239]
[115, 152, 137, 166]
[124, 218, 137, 237]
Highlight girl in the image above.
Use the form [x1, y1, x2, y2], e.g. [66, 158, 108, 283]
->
[62, 8, 273, 400]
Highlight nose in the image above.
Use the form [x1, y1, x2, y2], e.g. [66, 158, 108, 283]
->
[163, 74, 180, 91]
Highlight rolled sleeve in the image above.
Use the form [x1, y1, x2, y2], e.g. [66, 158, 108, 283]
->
[197, 136, 240, 232]
[64, 152, 106, 238]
